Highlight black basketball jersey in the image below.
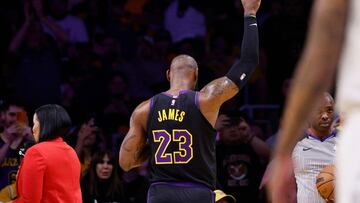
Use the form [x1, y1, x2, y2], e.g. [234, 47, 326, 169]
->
[146, 90, 217, 189]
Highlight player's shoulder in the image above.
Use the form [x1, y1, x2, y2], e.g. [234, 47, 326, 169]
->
[130, 99, 152, 129]
[133, 99, 151, 116]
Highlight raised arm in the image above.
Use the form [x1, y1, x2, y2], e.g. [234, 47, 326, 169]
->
[8, 0, 32, 54]
[119, 100, 150, 172]
[199, 0, 260, 125]
[32, 0, 69, 45]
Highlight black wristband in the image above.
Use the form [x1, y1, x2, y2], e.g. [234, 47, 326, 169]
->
[226, 16, 259, 90]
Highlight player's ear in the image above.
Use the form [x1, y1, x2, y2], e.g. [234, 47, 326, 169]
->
[166, 69, 170, 82]
[194, 68, 199, 89]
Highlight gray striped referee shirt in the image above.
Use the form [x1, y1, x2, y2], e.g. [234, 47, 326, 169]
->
[292, 131, 337, 203]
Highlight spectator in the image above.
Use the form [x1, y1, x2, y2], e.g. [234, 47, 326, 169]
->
[0, 100, 7, 131]
[103, 73, 131, 117]
[0, 103, 32, 189]
[0, 137, 35, 203]
[122, 163, 149, 203]
[8, 1, 63, 109]
[44, 0, 89, 44]
[75, 117, 105, 175]
[164, 0, 206, 43]
[122, 36, 168, 100]
[215, 114, 269, 203]
[81, 150, 125, 203]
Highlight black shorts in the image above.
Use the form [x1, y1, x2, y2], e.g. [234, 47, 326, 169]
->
[147, 182, 215, 203]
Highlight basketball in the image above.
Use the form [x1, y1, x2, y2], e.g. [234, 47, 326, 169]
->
[316, 165, 335, 202]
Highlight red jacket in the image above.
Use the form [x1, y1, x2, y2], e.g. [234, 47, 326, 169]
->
[14, 137, 82, 203]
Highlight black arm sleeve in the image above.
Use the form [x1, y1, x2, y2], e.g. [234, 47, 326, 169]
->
[226, 16, 259, 89]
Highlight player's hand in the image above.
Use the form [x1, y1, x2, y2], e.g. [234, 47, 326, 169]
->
[21, 125, 33, 141]
[3, 124, 19, 142]
[241, 0, 261, 16]
[268, 154, 296, 203]
[8, 123, 30, 149]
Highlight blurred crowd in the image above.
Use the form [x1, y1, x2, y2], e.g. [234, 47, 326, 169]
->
[0, 0, 314, 202]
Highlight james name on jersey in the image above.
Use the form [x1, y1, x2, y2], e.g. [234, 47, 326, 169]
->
[157, 108, 186, 122]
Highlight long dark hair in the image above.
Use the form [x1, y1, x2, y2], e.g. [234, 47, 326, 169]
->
[35, 104, 72, 142]
[89, 150, 123, 199]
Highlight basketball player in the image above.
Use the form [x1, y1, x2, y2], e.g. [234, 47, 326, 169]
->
[292, 93, 337, 203]
[119, 0, 261, 202]
[269, 0, 353, 202]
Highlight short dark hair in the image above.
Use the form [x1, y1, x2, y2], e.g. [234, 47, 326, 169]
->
[35, 104, 72, 142]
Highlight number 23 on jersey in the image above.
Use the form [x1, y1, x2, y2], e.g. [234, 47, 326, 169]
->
[152, 129, 193, 164]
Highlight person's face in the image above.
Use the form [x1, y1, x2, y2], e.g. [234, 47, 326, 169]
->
[32, 114, 40, 143]
[109, 75, 127, 97]
[84, 132, 97, 147]
[5, 105, 23, 127]
[238, 120, 250, 138]
[310, 95, 334, 132]
[96, 154, 113, 180]
[220, 120, 250, 143]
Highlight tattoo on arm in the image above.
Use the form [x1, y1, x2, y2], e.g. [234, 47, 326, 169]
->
[201, 77, 239, 103]
[120, 100, 151, 170]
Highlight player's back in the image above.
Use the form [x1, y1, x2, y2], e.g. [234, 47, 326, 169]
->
[147, 90, 216, 189]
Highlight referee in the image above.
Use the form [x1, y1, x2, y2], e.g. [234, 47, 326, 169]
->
[292, 92, 337, 203]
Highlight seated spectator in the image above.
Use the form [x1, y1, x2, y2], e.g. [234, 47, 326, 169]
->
[8, 1, 63, 109]
[44, 0, 89, 44]
[164, 0, 206, 43]
[81, 150, 124, 203]
[215, 114, 270, 203]
[0, 139, 35, 203]
[75, 117, 105, 176]
[122, 163, 149, 203]
[0, 102, 32, 189]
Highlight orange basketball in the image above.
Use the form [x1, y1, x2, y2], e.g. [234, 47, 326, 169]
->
[316, 165, 335, 202]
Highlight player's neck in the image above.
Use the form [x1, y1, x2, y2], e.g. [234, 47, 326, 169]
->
[168, 84, 193, 94]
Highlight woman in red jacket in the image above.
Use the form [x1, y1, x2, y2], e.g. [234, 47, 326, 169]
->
[14, 104, 82, 203]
